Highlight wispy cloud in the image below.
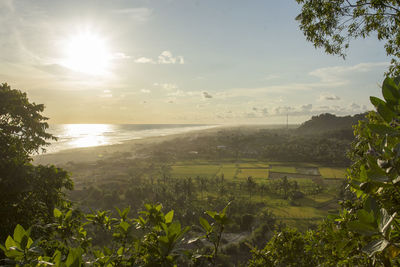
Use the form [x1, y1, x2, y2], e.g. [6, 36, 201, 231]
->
[215, 62, 388, 100]
[112, 52, 131, 60]
[270, 103, 368, 117]
[310, 62, 388, 84]
[135, 57, 155, 64]
[319, 92, 340, 101]
[113, 8, 153, 22]
[135, 51, 184, 64]
[158, 51, 184, 64]
[153, 82, 178, 90]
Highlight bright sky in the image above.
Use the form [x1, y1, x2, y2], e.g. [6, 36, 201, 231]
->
[0, 0, 390, 124]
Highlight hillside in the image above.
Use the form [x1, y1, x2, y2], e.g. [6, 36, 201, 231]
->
[296, 112, 367, 135]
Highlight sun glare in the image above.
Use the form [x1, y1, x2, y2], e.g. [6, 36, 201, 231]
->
[62, 31, 111, 75]
[64, 124, 111, 148]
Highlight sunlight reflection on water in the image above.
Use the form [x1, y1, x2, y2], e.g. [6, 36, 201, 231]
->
[63, 124, 112, 148]
[43, 124, 217, 154]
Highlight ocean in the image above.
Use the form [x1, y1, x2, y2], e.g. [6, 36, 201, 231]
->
[44, 124, 217, 154]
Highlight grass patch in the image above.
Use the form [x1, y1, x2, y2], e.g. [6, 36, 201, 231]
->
[237, 168, 269, 179]
[319, 167, 347, 179]
[269, 166, 297, 173]
[217, 165, 239, 179]
[171, 164, 221, 178]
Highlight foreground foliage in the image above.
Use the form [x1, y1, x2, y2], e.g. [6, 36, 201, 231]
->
[0, 203, 232, 266]
[250, 77, 400, 266]
[0, 83, 72, 241]
[296, 0, 400, 75]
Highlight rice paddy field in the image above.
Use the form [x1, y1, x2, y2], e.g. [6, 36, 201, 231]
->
[171, 160, 346, 181]
[169, 159, 346, 230]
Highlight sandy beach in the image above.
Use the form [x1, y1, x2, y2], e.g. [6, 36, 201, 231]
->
[33, 124, 292, 166]
[33, 125, 227, 165]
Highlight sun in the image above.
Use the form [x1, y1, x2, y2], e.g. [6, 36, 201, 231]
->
[62, 31, 111, 75]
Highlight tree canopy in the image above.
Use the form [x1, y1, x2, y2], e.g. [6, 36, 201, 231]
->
[0, 83, 72, 241]
[296, 0, 400, 75]
[0, 83, 54, 162]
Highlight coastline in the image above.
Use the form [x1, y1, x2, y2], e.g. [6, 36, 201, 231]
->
[33, 124, 291, 166]
[33, 125, 225, 165]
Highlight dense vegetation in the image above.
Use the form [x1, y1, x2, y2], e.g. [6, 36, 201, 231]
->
[0, 83, 72, 241]
[2, 77, 400, 266]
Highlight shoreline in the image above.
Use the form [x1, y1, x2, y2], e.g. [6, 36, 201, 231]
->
[33, 125, 225, 165]
[33, 124, 291, 166]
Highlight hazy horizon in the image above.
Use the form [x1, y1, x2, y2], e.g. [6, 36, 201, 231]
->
[0, 0, 388, 124]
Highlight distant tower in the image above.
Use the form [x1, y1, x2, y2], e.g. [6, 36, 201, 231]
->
[286, 113, 289, 130]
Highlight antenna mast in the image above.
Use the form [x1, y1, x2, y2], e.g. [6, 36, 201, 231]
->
[286, 113, 288, 130]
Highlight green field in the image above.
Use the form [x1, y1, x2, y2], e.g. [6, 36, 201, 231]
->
[269, 165, 297, 173]
[237, 168, 269, 179]
[319, 167, 347, 178]
[171, 164, 221, 178]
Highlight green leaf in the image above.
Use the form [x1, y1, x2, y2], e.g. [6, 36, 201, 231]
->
[5, 236, 17, 250]
[165, 210, 174, 224]
[377, 103, 395, 123]
[347, 221, 378, 236]
[199, 217, 212, 232]
[357, 209, 375, 225]
[155, 204, 162, 211]
[206, 211, 217, 219]
[19, 235, 29, 250]
[121, 207, 130, 218]
[168, 221, 181, 237]
[382, 77, 400, 105]
[368, 124, 399, 136]
[53, 208, 62, 219]
[13, 224, 25, 244]
[364, 197, 379, 215]
[362, 239, 389, 256]
[370, 96, 386, 108]
[65, 248, 82, 267]
[65, 210, 73, 221]
[366, 165, 389, 183]
[117, 246, 124, 255]
[119, 221, 130, 232]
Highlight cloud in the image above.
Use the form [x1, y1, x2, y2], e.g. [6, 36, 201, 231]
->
[310, 62, 388, 84]
[271, 103, 368, 117]
[216, 62, 388, 101]
[141, 89, 151, 93]
[246, 107, 268, 118]
[153, 83, 178, 90]
[158, 51, 184, 64]
[319, 92, 340, 101]
[134, 51, 184, 65]
[112, 52, 131, 60]
[168, 90, 185, 97]
[135, 57, 155, 64]
[202, 91, 213, 99]
[113, 8, 153, 22]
